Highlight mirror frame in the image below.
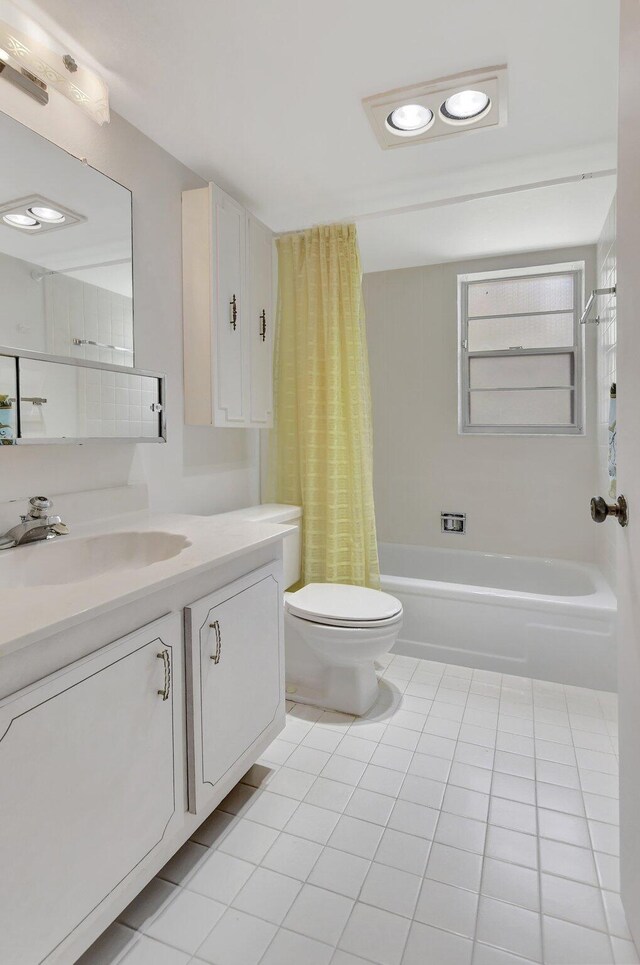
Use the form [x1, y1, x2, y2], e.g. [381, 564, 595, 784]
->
[0, 345, 166, 445]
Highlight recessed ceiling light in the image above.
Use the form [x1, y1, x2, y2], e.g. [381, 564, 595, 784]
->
[3, 213, 41, 230]
[440, 89, 491, 124]
[386, 104, 434, 136]
[27, 205, 66, 224]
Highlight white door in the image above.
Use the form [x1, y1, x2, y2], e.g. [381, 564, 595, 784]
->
[0, 614, 181, 965]
[247, 214, 274, 426]
[185, 565, 283, 812]
[616, 0, 640, 947]
[214, 187, 246, 426]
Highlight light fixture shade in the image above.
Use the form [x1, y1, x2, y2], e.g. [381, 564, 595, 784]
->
[0, 17, 109, 125]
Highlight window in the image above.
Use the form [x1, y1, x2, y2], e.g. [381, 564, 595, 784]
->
[458, 263, 584, 435]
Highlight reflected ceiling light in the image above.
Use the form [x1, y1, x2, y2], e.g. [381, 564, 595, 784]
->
[28, 205, 66, 224]
[440, 89, 491, 123]
[3, 213, 41, 230]
[0, 196, 85, 233]
[386, 104, 434, 136]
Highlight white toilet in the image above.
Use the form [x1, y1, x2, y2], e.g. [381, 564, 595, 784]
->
[221, 504, 403, 716]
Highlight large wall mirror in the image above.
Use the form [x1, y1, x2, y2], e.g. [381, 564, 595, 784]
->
[0, 112, 166, 444]
[0, 111, 134, 366]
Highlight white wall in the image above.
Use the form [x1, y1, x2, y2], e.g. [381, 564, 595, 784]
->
[0, 85, 259, 514]
[0, 251, 47, 351]
[596, 199, 618, 588]
[615, 0, 640, 946]
[364, 245, 599, 562]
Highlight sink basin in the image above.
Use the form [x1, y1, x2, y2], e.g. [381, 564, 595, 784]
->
[0, 531, 191, 588]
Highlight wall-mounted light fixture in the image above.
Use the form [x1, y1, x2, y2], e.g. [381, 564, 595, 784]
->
[0, 18, 109, 125]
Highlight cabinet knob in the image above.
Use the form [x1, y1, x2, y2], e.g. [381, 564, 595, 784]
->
[209, 620, 222, 663]
[157, 649, 171, 700]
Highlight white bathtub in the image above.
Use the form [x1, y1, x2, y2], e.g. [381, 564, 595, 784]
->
[379, 543, 617, 691]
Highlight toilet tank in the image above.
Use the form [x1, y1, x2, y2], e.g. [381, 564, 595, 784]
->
[218, 504, 302, 589]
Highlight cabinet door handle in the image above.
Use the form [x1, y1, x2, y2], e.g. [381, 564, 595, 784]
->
[209, 620, 222, 664]
[157, 649, 171, 700]
[260, 309, 266, 342]
[230, 294, 237, 331]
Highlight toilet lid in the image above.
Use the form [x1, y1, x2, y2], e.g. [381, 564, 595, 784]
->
[285, 583, 403, 627]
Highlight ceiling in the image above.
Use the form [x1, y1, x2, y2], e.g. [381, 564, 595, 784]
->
[24, 0, 619, 269]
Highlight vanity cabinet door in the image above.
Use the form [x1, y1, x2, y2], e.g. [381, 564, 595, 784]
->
[186, 564, 284, 812]
[213, 187, 247, 426]
[247, 213, 274, 427]
[0, 613, 181, 965]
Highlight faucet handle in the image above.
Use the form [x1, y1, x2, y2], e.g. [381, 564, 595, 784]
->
[28, 496, 53, 518]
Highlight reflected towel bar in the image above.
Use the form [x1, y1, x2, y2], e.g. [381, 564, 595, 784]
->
[73, 338, 133, 353]
[580, 286, 616, 325]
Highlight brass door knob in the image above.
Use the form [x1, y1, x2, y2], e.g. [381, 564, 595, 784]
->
[590, 495, 629, 527]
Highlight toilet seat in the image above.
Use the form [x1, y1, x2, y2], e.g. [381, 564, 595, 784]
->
[285, 583, 403, 629]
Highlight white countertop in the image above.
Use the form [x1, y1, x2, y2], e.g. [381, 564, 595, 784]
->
[0, 511, 289, 657]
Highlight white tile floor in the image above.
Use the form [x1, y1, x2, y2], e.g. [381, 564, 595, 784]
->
[79, 654, 637, 965]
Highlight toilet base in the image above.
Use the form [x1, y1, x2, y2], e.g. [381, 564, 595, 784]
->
[284, 609, 402, 717]
[285, 662, 380, 717]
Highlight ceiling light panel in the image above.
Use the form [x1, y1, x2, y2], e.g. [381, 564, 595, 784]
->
[363, 66, 507, 150]
[0, 196, 86, 233]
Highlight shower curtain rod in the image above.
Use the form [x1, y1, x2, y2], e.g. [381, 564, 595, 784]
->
[274, 168, 616, 235]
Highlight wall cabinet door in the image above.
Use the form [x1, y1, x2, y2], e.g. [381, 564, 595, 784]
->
[213, 188, 246, 426]
[182, 184, 275, 428]
[248, 213, 274, 427]
[186, 564, 283, 812]
[0, 613, 181, 965]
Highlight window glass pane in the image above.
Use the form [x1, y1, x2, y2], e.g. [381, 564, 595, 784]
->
[468, 312, 574, 351]
[469, 354, 573, 390]
[469, 388, 573, 426]
[467, 274, 574, 317]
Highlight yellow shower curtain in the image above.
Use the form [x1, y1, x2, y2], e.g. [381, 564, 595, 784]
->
[268, 223, 380, 589]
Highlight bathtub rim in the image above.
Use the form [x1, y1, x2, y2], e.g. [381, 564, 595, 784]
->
[379, 543, 616, 620]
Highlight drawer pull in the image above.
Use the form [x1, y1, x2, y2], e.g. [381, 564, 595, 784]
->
[230, 294, 237, 331]
[157, 649, 171, 700]
[209, 620, 222, 664]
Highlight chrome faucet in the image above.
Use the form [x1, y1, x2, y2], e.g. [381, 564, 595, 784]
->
[0, 496, 68, 551]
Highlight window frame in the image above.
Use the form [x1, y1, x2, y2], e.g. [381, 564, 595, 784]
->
[457, 262, 585, 436]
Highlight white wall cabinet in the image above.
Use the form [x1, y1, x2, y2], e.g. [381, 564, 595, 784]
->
[183, 183, 275, 428]
[185, 563, 283, 812]
[0, 613, 182, 965]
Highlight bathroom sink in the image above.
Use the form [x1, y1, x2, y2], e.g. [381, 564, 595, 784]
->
[0, 530, 191, 588]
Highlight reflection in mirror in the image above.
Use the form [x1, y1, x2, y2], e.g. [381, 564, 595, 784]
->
[0, 356, 17, 444]
[18, 358, 162, 441]
[0, 112, 134, 366]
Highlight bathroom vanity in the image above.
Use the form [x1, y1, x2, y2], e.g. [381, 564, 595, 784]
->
[0, 511, 287, 965]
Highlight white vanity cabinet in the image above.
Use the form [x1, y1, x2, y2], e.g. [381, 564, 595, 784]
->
[182, 182, 275, 428]
[0, 612, 182, 965]
[185, 562, 283, 812]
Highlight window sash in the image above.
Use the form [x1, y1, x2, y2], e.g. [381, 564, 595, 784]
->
[459, 269, 584, 435]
